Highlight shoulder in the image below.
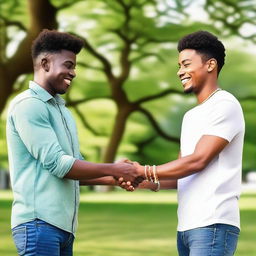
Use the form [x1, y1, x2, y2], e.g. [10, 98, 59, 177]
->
[214, 90, 241, 106]
[206, 91, 245, 132]
[8, 89, 48, 118]
[212, 90, 243, 114]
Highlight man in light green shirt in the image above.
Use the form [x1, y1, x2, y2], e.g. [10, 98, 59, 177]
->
[6, 29, 144, 256]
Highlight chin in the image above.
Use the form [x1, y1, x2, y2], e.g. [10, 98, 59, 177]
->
[184, 85, 194, 94]
[57, 88, 68, 95]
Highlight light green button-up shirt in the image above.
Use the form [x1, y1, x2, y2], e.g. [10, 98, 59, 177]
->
[6, 81, 82, 234]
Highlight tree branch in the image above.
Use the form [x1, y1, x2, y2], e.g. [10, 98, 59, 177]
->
[137, 107, 180, 143]
[77, 61, 104, 71]
[0, 17, 27, 31]
[238, 95, 256, 102]
[66, 96, 111, 107]
[135, 135, 157, 155]
[71, 105, 100, 136]
[131, 52, 165, 63]
[81, 36, 115, 82]
[134, 88, 183, 105]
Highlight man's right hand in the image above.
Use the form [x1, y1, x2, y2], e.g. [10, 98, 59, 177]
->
[113, 160, 144, 187]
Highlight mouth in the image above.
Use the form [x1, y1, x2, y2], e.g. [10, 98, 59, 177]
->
[181, 77, 191, 86]
[64, 78, 72, 86]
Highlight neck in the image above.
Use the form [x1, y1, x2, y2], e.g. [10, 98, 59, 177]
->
[197, 83, 219, 104]
[197, 87, 221, 105]
[33, 74, 55, 96]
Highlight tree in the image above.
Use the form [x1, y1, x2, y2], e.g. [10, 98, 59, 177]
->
[0, 0, 203, 163]
[0, 0, 59, 114]
[1, 0, 256, 168]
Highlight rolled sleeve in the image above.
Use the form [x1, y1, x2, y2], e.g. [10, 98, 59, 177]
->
[56, 155, 76, 178]
[12, 97, 75, 178]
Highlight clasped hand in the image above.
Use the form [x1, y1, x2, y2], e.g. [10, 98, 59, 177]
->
[116, 159, 143, 191]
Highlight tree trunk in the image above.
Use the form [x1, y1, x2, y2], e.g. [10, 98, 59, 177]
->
[0, 0, 57, 115]
[103, 107, 130, 163]
[0, 66, 15, 114]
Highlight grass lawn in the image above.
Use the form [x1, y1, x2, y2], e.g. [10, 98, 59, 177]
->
[0, 190, 255, 256]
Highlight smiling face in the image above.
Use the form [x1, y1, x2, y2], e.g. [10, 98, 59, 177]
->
[177, 49, 210, 94]
[42, 50, 77, 96]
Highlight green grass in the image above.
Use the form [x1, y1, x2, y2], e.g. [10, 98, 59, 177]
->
[1, 190, 256, 255]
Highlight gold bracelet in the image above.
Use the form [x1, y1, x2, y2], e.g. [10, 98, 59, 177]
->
[152, 165, 158, 184]
[148, 165, 154, 182]
[144, 165, 149, 181]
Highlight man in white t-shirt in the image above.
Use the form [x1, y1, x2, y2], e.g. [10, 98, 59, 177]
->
[120, 31, 245, 255]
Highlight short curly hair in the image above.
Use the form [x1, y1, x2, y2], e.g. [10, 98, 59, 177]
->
[177, 31, 225, 74]
[31, 29, 84, 59]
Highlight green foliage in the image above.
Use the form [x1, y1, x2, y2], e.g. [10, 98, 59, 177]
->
[1, 0, 256, 170]
[0, 0, 29, 27]
[205, 0, 256, 42]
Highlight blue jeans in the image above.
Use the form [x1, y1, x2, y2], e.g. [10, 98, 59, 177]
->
[12, 219, 74, 256]
[177, 224, 240, 256]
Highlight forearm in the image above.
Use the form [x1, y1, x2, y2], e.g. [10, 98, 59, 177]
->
[64, 160, 116, 180]
[80, 176, 116, 186]
[157, 154, 204, 180]
[138, 179, 177, 190]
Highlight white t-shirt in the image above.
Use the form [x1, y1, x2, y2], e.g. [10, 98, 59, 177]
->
[177, 90, 245, 231]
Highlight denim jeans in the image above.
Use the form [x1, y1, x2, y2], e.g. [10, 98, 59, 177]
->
[177, 223, 240, 256]
[12, 219, 74, 256]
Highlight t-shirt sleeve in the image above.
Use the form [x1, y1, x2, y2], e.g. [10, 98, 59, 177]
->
[203, 100, 244, 142]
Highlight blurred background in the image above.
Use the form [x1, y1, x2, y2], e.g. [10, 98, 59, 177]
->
[0, 0, 255, 255]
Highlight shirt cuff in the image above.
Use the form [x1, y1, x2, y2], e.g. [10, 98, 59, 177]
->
[56, 155, 76, 178]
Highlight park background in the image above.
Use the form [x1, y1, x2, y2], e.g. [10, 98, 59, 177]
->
[0, 0, 255, 255]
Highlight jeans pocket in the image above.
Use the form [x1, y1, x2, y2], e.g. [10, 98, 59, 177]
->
[12, 226, 27, 255]
[225, 230, 239, 256]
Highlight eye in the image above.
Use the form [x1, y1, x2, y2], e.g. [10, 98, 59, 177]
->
[65, 63, 72, 69]
[64, 61, 75, 69]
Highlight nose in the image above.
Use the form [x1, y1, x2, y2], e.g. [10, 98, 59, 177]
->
[69, 69, 76, 78]
[177, 67, 185, 78]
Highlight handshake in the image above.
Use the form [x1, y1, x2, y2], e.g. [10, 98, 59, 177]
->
[113, 159, 160, 192]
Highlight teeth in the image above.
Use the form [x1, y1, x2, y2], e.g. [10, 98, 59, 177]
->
[64, 79, 71, 85]
[181, 78, 190, 85]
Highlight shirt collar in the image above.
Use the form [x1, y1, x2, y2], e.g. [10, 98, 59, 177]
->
[29, 81, 66, 105]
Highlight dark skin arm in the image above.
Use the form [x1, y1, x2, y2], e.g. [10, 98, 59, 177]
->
[156, 135, 228, 179]
[119, 135, 228, 191]
[79, 176, 117, 186]
[137, 179, 177, 190]
[64, 160, 144, 186]
[119, 154, 180, 191]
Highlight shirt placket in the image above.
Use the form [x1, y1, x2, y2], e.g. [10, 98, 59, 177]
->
[55, 101, 78, 233]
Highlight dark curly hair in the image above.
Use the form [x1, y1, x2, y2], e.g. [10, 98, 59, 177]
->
[31, 29, 84, 59]
[177, 31, 225, 74]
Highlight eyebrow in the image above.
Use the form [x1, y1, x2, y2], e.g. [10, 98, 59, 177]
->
[178, 58, 191, 66]
[64, 60, 76, 67]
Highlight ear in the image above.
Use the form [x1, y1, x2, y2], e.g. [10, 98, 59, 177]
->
[41, 57, 50, 72]
[207, 58, 217, 73]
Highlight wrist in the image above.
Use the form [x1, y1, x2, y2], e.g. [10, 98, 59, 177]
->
[138, 164, 145, 178]
[105, 163, 118, 177]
